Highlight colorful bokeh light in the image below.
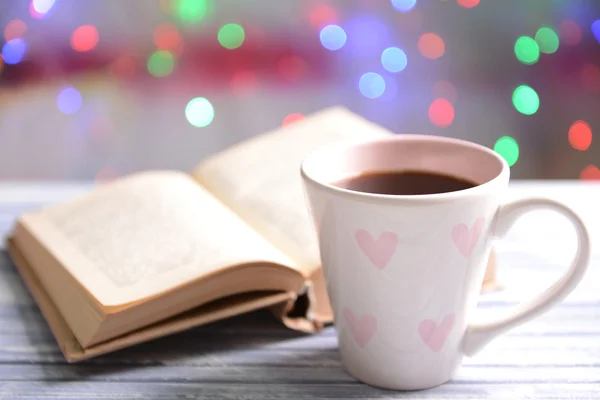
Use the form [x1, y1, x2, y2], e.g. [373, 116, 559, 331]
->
[282, 113, 306, 127]
[32, 0, 56, 14]
[381, 47, 407, 73]
[418, 33, 445, 59]
[57, 88, 83, 115]
[176, 0, 208, 23]
[512, 85, 539, 115]
[559, 20, 582, 46]
[4, 20, 27, 41]
[514, 36, 539, 65]
[580, 165, 600, 180]
[71, 25, 99, 52]
[428, 98, 455, 128]
[319, 24, 347, 51]
[494, 136, 519, 167]
[1, 38, 27, 65]
[391, 0, 417, 13]
[359, 72, 386, 99]
[218, 24, 245, 50]
[592, 19, 600, 44]
[309, 4, 337, 28]
[185, 97, 214, 128]
[432, 80, 457, 103]
[230, 71, 257, 97]
[568, 120, 592, 151]
[147, 50, 175, 77]
[153, 23, 184, 55]
[457, 0, 480, 8]
[535, 27, 559, 54]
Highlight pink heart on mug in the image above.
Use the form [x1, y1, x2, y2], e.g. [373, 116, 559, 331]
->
[452, 217, 484, 257]
[355, 230, 398, 270]
[344, 307, 377, 349]
[418, 314, 455, 352]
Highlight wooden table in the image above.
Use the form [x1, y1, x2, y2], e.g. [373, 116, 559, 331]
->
[0, 181, 598, 399]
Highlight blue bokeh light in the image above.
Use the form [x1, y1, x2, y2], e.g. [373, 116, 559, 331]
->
[359, 72, 386, 99]
[2, 38, 27, 65]
[381, 47, 407, 73]
[319, 24, 347, 51]
[592, 19, 600, 44]
[57, 88, 83, 115]
[391, 0, 417, 13]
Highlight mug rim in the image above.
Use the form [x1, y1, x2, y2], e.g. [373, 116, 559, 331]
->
[300, 134, 510, 203]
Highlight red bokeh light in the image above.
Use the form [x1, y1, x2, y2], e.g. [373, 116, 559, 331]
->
[230, 71, 257, 97]
[457, 0, 480, 8]
[418, 33, 445, 60]
[71, 25, 99, 52]
[4, 20, 27, 41]
[282, 113, 306, 127]
[153, 23, 184, 56]
[428, 98, 455, 128]
[568, 120, 592, 151]
[580, 165, 600, 180]
[558, 20, 582, 46]
[309, 4, 338, 28]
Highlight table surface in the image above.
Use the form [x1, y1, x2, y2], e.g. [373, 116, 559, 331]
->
[0, 181, 598, 400]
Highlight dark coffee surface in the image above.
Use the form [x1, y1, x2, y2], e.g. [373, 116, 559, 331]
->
[333, 170, 477, 195]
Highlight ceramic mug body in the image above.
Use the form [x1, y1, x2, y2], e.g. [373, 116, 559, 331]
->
[300, 135, 590, 390]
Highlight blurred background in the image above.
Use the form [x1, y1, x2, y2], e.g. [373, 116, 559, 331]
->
[0, 0, 599, 181]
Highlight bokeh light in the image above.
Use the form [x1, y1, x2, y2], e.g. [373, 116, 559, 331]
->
[4, 20, 27, 41]
[418, 33, 445, 59]
[432, 80, 457, 103]
[110, 55, 137, 77]
[71, 25, 99, 52]
[592, 19, 600, 44]
[568, 120, 592, 151]
[535, 27, 559, 54]
[457, 0, 480, 8]
[581, 63, 600, 92]
[29, 1, 46, 19]
[153, 23, 184, 55]
[428, 98, 455, 128]
[580, 165, 600, 180]
[558, 20, 582, 46]
[494, 136, 519, 167]
[277, 55, 308, 81]
[218, 24, 245, 50]
[57, 88, 83, 115]
[391, 0, 416, 13]
[282, 113, 306, 127]
[309, 4, 337, 28]
[512, 85, 539, 115]
[32, 0, 56, 14]
[230, 71, 257, 97]
[359, 72, 386, 99]
[319, 24, 347, 51]
[185, 97, 214, 128]
[1, 38, 27, 65]
[514, 36, 539, 65]
[147, 50, 175, 77]
[381, 47, 407, 73]
[176, 0, 208, 23]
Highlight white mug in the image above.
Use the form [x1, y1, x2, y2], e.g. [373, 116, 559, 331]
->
[300, 134, 590, 391]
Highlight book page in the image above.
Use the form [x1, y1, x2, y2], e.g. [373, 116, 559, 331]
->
[191, 107, 392, 273]
[18, 171, 297, 306]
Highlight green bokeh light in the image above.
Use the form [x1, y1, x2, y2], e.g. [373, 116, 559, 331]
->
[175, 0, 208, 23]
[494, 136, 519, 167]
[147, 50, 174, 77]
[535, 27, 559, 54]
[512, 85, 539, 115]
[218, 24, 245, 50]
[185, 97, 214, 128]
[514, 36, 540, 65]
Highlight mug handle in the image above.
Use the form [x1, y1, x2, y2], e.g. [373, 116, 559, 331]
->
[462, 197, 591, 356]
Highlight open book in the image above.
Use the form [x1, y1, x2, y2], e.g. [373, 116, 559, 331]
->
[6, 106, 498, 362]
